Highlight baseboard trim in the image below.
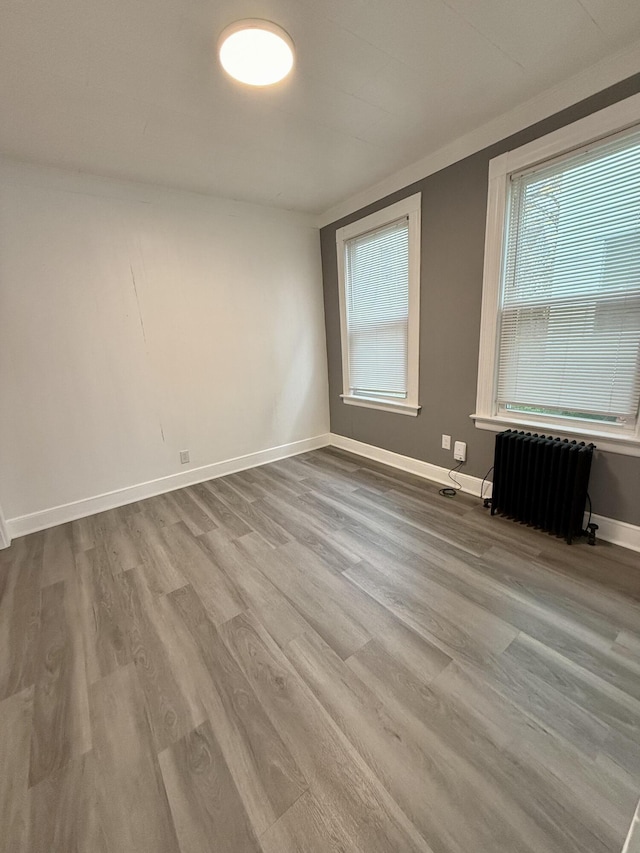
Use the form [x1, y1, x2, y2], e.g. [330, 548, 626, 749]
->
[0, 504, 10, 550]
[328, 433, 640, 554]
[328, 433, 492, 499]
[5, 431, 639, 554]
[5, 433, 332, 542]
[588, 514, 640, 554]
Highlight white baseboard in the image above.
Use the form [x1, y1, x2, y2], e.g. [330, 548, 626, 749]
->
[328, 433, 640, 554]
[588, 514, 640, 554]
[329, 434, 493, 499]
[0, 504, 10, 549]
[622, 800, 639, 853]
[4, 433, 331, 542]
[4, 431, 639, 555]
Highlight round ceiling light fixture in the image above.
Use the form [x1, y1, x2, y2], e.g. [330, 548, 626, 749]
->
[218, 20, 294, 86]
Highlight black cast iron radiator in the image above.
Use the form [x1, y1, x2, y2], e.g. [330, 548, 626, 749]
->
[491, 430, 595, 544]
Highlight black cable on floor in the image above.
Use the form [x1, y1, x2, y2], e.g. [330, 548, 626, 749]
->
[439, 460, 464, 498]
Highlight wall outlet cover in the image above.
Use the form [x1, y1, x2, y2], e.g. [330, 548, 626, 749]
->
[442, 434, 451, 450]
[454, 441, 467, 462]
[179, 450, 190, 464]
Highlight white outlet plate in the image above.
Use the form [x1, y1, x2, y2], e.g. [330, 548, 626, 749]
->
[453, 441, 467, 462]
[179, 450, 190, 464]
[441, 434, 451, 450]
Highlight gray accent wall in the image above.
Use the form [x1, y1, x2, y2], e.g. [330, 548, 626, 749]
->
[321, 73, 640, 527]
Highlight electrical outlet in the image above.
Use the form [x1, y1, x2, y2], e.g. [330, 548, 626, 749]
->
[179, 450, 190, 465]
[441, 434, 451, 450]
[453, 441, 467, 462]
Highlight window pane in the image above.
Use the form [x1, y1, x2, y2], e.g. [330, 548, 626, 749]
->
[497, 128, 640, 425]
[345, 218, 409, 398]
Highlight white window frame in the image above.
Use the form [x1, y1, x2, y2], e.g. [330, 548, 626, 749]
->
[473, 92, 640, 457]
[336, 193, 421, 416]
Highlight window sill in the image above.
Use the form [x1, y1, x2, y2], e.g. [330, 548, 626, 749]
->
[341, 394, 421, 417]
[471, 413, 640, 457]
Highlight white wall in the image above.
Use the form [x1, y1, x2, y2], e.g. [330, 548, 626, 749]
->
[0, 159, 329, 528]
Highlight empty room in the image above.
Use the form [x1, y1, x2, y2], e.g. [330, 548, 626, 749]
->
[2, 1, 640, 851]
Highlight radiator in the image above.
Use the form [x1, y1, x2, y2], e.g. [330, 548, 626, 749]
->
[491, 430, 595, 544]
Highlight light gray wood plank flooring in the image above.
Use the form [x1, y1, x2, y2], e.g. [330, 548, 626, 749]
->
[1, 446, 639, 852]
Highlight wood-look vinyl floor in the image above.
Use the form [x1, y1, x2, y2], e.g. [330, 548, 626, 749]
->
[1, 447, 640, 853]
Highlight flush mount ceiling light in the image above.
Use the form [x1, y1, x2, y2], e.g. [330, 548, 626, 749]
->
[218, 20, 294, 86]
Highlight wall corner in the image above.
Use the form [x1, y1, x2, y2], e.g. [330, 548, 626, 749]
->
[0, 503, 11, 549]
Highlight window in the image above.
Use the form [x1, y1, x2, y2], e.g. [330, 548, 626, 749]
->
[475, 94, 640, 455]
[336, 194, 421, 415]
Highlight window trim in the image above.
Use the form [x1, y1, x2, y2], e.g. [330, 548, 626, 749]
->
[336, 193, 422, 416]
[472, 92, 640, 457]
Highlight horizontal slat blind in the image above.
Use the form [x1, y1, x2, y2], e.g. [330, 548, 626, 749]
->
[497, 128, 640, 424]
[345, 217, 409, 398]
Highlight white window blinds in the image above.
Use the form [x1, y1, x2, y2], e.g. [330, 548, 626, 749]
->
[344, 218, 409, 399]
[497, 128, 640, 425]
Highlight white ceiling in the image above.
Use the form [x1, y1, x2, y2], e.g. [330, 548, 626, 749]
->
[2, 0, 640, 214]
